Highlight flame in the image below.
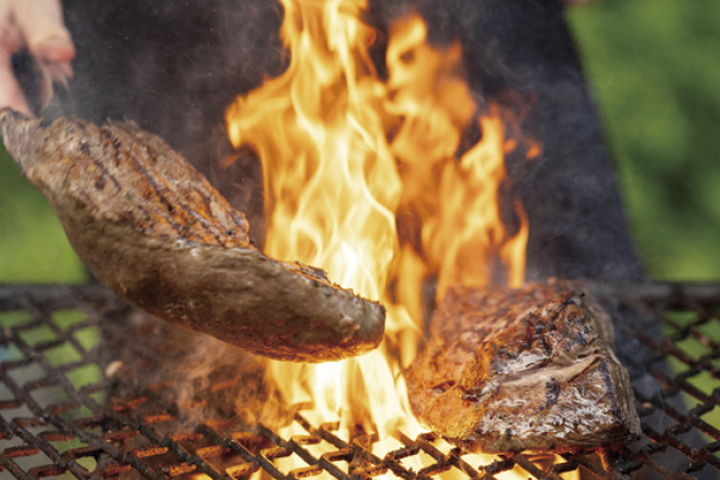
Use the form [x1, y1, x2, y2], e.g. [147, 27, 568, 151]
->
[226, 0, 536, 471]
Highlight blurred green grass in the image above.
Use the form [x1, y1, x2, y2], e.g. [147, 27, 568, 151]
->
[0, 142, 85, 283]
[567, 0, 720, 281]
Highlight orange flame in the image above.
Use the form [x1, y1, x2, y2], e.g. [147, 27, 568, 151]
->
[226, 0, 530, 459]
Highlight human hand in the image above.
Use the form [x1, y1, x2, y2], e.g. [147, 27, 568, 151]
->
[0, 0, 75, 116]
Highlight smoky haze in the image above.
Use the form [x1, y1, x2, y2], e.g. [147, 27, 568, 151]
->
[59, 0, 642, 282]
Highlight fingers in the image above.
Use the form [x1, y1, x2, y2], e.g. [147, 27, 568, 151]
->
[12, 0, 75, 64]
[43, 60, 72, 81]
[0, 50, 32, 116]
[0, 0, 76, 112]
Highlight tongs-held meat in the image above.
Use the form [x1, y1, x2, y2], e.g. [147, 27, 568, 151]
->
[406, 280, 641, 453]
[0, 109, 385, 362]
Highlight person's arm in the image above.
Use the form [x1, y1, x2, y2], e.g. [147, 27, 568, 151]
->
[0, 0, 74, 116]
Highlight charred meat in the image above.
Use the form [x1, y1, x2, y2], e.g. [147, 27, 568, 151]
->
[0, 109, 385, 363]
[406, 280, 641, 453]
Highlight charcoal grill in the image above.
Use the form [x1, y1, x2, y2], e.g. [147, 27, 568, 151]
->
[1, 282, 720, 480]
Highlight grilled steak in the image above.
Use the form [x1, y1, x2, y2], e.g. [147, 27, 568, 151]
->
[0, 109, 385, 362]
[405, 280, 641, 453]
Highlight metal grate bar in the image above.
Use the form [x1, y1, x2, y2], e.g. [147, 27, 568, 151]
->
[2, 283, 720, 480]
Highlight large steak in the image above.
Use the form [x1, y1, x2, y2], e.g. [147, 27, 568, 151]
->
[406, 280, 641, 453]
[0, 109, 385, 363]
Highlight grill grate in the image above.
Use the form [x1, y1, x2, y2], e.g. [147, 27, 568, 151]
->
[1, 283, 720, 480]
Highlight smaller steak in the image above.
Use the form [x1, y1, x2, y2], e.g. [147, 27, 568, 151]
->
[406, 280, 640, 453]
[0, 109, 385, 363]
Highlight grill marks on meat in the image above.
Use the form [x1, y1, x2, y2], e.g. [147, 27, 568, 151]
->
[0, 109, 385, 363]
[406, 280, 641, 453]
[44, 119, 250, 248]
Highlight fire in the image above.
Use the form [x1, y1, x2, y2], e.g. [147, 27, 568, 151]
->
[226, 0, 531, 470]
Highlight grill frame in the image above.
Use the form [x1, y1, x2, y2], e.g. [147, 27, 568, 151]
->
[1, 283, 719, 480]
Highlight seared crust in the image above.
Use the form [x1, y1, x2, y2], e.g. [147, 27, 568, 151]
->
[0, 109, 385, 362]
[405, 280, 641, 453]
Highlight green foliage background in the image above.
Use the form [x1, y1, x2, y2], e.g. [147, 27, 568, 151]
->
[0, 143, 85, 283]
[567, 0, 720, 281]
[0, 0, 719, 283]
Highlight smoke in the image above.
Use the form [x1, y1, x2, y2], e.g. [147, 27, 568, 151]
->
[98, 305, 295, 430]
[59, 0, 642, 284]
